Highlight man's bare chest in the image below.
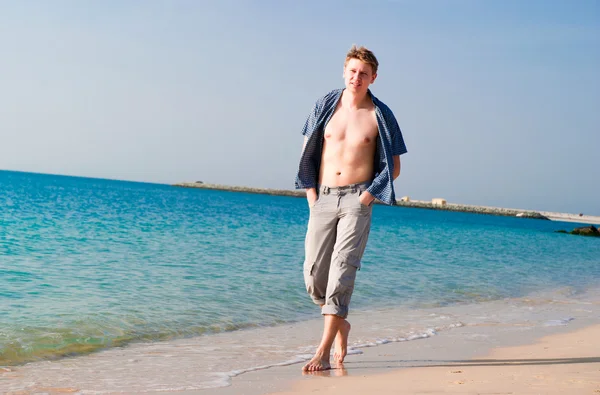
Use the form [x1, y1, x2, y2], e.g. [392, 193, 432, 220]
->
[324, 109, 378, 145]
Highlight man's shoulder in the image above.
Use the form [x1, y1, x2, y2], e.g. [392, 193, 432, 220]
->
[313, 89, 343, 108]
[370, 92, 396, 118]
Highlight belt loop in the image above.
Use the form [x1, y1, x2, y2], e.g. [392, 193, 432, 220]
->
[351, 184, 357, 193]
[323, 186, 330, 195]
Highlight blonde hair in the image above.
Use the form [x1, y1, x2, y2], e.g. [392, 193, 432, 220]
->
[345, 45, 379, 75]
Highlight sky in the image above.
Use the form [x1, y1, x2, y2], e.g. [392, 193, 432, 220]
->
[1, 1, 598, 214]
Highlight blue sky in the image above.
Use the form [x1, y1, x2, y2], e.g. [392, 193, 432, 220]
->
[1, 1, 598, 214]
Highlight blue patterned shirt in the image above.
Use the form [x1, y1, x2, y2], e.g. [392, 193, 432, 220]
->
[295, 89, 407, 205]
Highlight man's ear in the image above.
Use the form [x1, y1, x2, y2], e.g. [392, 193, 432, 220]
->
[371, 73, 377, 84]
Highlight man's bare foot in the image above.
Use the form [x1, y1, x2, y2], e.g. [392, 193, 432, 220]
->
[302, 369, 332, 377]
[302, 354, 331, 372]
[333, 320, 351, 363]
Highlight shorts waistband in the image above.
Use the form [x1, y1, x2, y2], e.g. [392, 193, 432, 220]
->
[317, 182, 370, 195]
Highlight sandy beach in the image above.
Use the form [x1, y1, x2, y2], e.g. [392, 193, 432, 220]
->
[187, 303, 600, 395]
[5, 296, 599, 395]
[269, 325, 600, 395]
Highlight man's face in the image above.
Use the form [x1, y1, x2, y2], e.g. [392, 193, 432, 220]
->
[343, 58, 377, 94]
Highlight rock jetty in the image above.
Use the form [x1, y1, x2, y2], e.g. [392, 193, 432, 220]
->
[173, 182, 549, 220]
[174, 182, 305, 197]
[555, 225, 600, 237]
[390, 199, 548, 219]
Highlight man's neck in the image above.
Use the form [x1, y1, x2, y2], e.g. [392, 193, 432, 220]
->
[342, 89, 370, 110]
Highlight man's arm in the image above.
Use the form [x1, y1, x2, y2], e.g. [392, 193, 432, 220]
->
[359, 155, 401, 206]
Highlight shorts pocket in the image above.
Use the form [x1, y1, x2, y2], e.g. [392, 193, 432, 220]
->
[357, 190, 372, 208]
[336, 258, 358, 292]
[309, 194, 321, 208]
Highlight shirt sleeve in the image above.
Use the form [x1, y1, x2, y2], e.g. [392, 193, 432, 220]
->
[388, 111, 407, 156]
[301, 100, 321, 137]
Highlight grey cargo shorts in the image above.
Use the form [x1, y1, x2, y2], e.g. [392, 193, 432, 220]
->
[303, 182, 373, 319]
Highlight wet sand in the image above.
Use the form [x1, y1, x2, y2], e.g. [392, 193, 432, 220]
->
[5, 297, 599, 394]
[268, 324, 600, 395]
[179, 310, 600, 395]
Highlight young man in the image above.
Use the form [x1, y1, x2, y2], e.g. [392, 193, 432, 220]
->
[295, 45, 407, 372]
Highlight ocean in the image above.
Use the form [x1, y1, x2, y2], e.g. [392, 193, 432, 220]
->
[1, 170, 599, 393]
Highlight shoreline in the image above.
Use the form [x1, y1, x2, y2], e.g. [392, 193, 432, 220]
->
[176, 307, 600, 395]
[174, 182, 600, 225]
[4, 288, 600, 394]
[266, 323, 600, 395]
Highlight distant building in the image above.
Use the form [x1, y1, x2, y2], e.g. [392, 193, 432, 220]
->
[432, 198, 447, 206]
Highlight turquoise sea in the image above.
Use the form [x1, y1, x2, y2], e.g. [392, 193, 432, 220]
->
[1, 170, 599, 392]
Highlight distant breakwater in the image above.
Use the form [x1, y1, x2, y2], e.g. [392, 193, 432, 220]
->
[173, 182, 548, 220]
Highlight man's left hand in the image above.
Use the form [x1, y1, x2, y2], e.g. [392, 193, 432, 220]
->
[359, 191, 375, 207]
